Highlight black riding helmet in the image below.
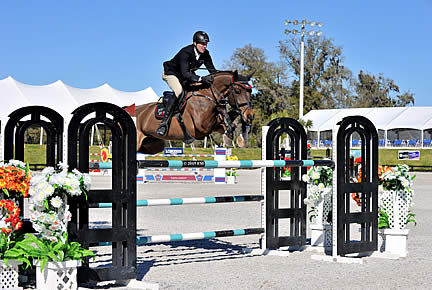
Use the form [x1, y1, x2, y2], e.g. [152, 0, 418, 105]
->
[193, 31, 210, 43]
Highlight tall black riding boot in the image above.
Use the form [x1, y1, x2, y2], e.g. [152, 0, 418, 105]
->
[156, 95, 177, 136]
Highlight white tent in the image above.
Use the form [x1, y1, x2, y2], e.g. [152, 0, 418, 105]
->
[0, 76, 159, 120]
[0, 76, 160, 146]
[303, 107, 432, 148]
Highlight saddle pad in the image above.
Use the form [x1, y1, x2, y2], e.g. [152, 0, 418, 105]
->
[154, 95, 188, 120]
[154, 102, 165, 120]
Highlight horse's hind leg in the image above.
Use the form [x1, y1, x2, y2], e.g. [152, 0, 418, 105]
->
[139, 135, 165, 154]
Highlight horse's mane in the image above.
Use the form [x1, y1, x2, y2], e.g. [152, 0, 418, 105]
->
[210, 70, 234, 77]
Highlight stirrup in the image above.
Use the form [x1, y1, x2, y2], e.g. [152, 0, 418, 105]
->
[156, 123, 168, 136]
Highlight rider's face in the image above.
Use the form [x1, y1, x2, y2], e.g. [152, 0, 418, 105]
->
[194, 42, 208, 54]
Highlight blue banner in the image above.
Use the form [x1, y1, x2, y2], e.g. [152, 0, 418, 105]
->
[164, 147, 183, 155]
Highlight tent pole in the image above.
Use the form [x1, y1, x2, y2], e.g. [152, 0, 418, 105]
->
[40, 127, 44, 145]
[91, 125, 95, 146]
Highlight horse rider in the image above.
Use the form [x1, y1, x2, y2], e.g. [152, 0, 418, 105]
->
[157, 31, 218, 136]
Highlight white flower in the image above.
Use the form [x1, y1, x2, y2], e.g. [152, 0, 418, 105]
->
[58, 161, 69, 171]
[302, 174, 310, 183]
[318, 183, 325, 190]
[401, 177, 410, 187]
[50, 196, 63, 208]
[311, 171, 320, 180]
[41, 166, 55, 176]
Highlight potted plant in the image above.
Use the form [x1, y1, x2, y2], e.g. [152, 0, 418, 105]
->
[376, 164, 416, 257]
[0, 160, 32, 289]
[0, 200, 32, 290]
[302, 166, 333, 249]
[226, 155, 239, 184]
[15, 162, 94, 290]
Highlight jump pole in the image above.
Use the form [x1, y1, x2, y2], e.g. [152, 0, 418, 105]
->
[97, 228, 264, 246]
[94, 194, 264, 208]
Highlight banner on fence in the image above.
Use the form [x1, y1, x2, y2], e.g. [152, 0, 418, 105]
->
[164, 147, 183, 155]
[398, 150, 420, 160]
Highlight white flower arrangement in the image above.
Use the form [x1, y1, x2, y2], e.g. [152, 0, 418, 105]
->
[28, 162, 90, 242]
[302, 166, 333, 222]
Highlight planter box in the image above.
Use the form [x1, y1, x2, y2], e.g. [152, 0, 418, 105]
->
[34, 260, 81, 290]
[310, 224, 332, 249]
[226, 176, 237, 184]
[0, 260, 22, 290]
[378, 228, 409, 257]
[379, 189, 413, 230]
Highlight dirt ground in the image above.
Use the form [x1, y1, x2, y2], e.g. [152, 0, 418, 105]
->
[82, 169, 431, 289]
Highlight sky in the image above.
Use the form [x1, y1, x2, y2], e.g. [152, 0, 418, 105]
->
[1, 0, 431, 106]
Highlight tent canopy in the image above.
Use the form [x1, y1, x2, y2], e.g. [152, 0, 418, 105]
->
[0, 76, 159, 121]
[304, 107, 432, 132]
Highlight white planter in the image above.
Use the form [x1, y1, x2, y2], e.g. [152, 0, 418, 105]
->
[378, 228, 409, 257]
[310, 224, 332, 249]
[379, 189, 413, 230]
[226, 176, 237, 184]
[34, 260, 81, 290]
[0, 260, 22, 290]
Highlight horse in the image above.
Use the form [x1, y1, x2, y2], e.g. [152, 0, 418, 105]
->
[133, 70, 254, 154]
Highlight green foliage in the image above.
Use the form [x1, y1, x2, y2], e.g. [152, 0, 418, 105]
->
[406, 210, 417, 227]
[15, 233, 95, 272]
[354, 70, 415, 107]
[378, 209, 417, 229]
[0, 233, 32, 268]
[378, 208, 390, 229]
[221, 29, 415, 144]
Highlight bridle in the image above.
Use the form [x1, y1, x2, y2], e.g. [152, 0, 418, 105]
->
[191, 76, 252, 116]
[229, 79, 253, 123]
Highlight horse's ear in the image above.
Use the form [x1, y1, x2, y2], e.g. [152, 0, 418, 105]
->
[247, 70, 256, 80]
[233, 70, 239, 81]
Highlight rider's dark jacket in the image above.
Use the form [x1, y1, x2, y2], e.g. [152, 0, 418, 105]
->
[163, 44, 217, 85]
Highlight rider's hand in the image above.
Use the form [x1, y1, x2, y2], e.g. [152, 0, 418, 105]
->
[201, 75, 214, 85]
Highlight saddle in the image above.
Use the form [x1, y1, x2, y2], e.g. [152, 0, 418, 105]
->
[154, 91, 187, 120]
[154, 91, 195, 144]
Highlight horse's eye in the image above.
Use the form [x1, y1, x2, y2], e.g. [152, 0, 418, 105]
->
[234, 87, 241, 94]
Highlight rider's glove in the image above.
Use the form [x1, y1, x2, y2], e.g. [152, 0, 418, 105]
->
[201, 75, 214, 85]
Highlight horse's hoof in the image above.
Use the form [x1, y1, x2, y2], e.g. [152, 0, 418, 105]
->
[183, 136, 195, 144]
[237, 135, 247, 148]
[223, 134, 233, 147]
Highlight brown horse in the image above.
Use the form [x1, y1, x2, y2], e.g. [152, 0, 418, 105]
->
[134, 70, 254, 154]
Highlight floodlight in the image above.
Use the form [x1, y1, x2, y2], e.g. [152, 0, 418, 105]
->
[317, 22, 323, 27]
[316, 31, 322, 36]
[310, 21, 316, 26]
[293, 20, 299, 25]
[308, 31, 315, 36]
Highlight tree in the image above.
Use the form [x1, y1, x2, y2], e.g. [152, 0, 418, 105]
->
[223, 44, 294, 146]
[354, 70, 415, 107]
[223, 44, 294, 117]
[278, 35, 355, 113]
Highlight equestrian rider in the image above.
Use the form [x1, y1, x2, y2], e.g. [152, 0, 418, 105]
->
[157, 31, 218, 136]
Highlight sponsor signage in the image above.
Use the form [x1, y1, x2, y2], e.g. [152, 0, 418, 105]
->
[164, 147, 183, 155]
[101, 148, 109, 163]
[398, 150, 420, 160]
[350, 149, 361, 159]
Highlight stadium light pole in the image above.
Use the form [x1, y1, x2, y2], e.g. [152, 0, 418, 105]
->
[284, 19, 323, 119]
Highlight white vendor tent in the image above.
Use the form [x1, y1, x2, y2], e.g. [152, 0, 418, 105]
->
[0, 76, 160, 145]
[0, 76, 159, 121]
[303, 107, 432, 148]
